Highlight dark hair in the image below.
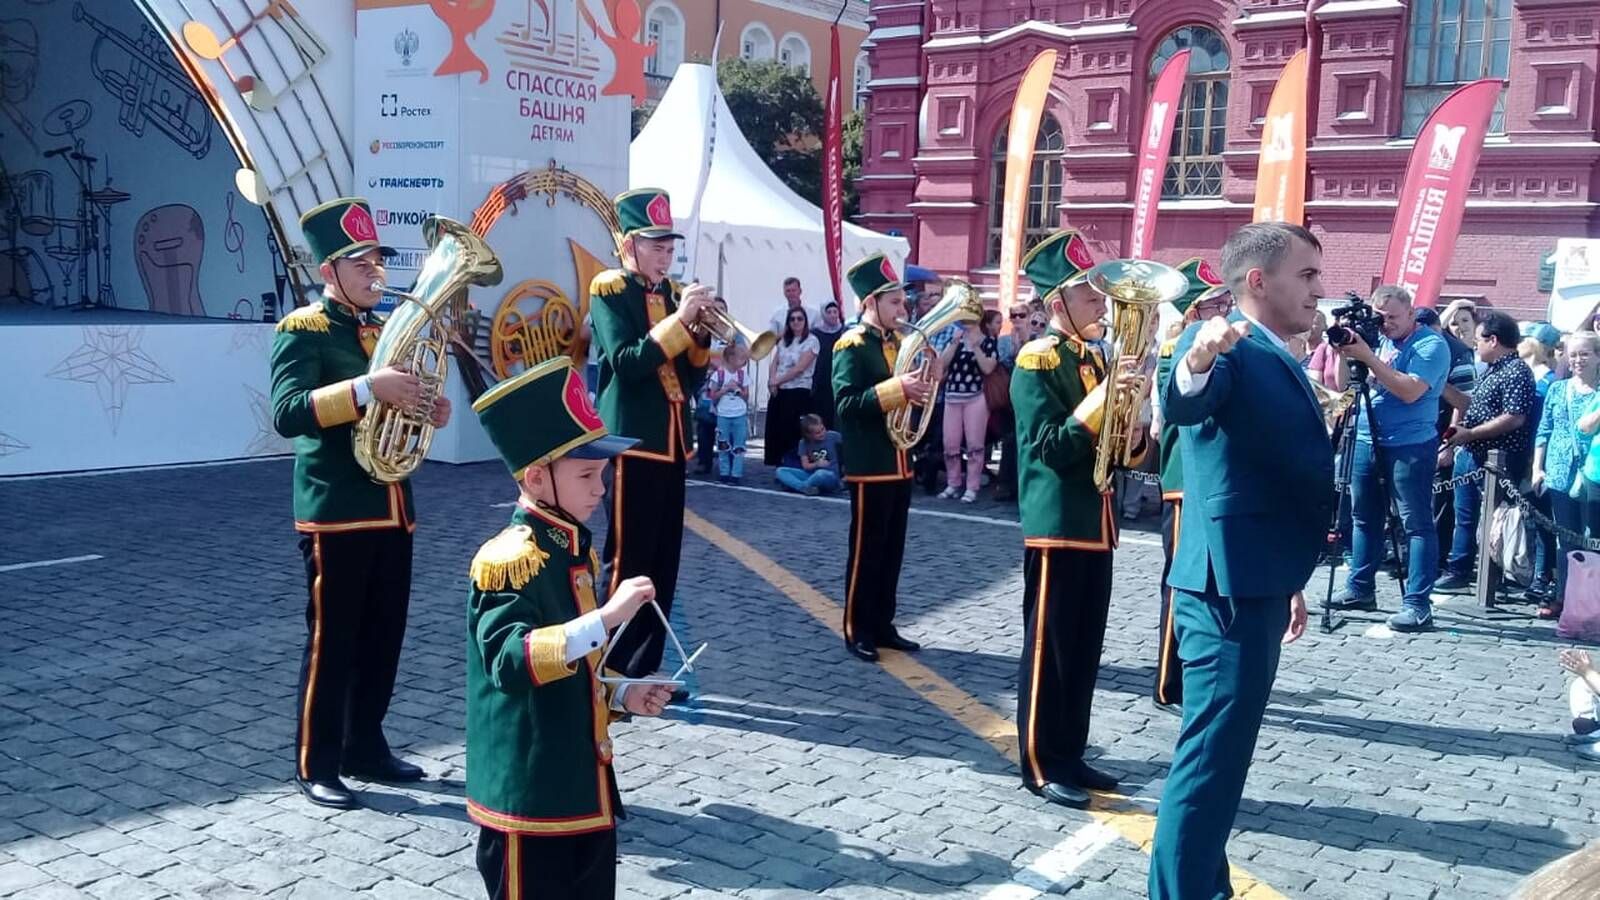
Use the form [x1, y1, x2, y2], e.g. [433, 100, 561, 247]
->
[823, 301, 839, 313]
[980, 308, 1003, 335]
[783, 276, 801, 289]
[799, 413, 824, 431]
[1220, 223, 1322, 291]
[783, 308, 810, 345]
[1478, 311, 1520, 349]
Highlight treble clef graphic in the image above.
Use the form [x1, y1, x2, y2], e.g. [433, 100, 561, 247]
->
[224, 190, 246, 273]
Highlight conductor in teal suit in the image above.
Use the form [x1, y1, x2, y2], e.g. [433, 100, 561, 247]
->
[1149, 222, 1336, 899]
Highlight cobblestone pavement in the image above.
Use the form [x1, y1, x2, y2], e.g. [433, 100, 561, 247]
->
[1, 458, 1595, 899]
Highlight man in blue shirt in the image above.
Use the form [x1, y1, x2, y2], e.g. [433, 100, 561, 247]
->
[1328, 285, 1451, 630]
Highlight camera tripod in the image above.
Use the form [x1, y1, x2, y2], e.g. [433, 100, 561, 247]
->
[1320, 358, 1408, 633]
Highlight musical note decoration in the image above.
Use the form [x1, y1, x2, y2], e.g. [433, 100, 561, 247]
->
[181, 0, 329, 113]
[224, 190, 246, 272]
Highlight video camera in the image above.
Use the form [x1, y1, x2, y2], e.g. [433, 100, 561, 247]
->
[1324, 290, 1383, 349]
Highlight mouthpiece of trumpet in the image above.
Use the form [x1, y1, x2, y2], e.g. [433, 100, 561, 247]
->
[369, 280, 386, 293]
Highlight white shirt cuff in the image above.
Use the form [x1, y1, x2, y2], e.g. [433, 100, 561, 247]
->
[563, 610, 607, 664]
[352, 375, 373, 408]
[1174, 356, 1211, 397]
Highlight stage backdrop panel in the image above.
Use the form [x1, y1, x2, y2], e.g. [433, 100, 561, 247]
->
[354, 0, 633, 465]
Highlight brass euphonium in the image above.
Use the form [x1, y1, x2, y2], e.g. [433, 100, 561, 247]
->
[1084, 259, 1190, 492]
[354, 215, 504, 483]
[886, 278, 985, 450]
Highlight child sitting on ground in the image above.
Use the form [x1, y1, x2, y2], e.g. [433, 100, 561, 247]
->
[709, 342, 750, 484]
[776, 414, 844, 495]
[1559, 648, 1600, 758]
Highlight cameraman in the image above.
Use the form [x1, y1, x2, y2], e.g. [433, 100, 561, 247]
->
[1328, 285, 1451, 631]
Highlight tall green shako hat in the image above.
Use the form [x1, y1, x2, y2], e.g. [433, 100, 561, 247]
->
[614, 188, 685, 240]
[1021, 229, 1096, 301]
[473, 358, 638, 477]
[1172, 257, 1229, 314]
[299, 197, 396, 264]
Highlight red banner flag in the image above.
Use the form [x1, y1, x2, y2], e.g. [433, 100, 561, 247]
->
[1126, 50, 1189, 259]
[823, 23, 844, 307]
[1252, 49, 1309, 224]
[1381, 80, 1502, 308]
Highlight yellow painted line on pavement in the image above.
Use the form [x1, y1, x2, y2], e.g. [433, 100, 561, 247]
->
[684, 509, 1286, 900]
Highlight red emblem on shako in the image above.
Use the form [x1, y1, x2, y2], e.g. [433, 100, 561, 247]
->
[565, 369, 605, 431]
[341, 205, 378, 243]
[645, 194, 673, 228]
[1197, 259, 1221, 286]
[1065, 236, 1094, 270]
[878, 256, 897, 283]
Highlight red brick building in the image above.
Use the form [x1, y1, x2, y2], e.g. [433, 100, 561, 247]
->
[856, 0, 1599, 317]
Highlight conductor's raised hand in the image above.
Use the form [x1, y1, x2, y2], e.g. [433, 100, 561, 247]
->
[1186, 318, 1250, 375]
[600, 576, 655, 631]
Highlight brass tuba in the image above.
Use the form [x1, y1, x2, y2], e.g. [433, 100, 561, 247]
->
[886, 279, 985, 450]
[1084, 259, 1189, 493]
[354, 215, 504, 483]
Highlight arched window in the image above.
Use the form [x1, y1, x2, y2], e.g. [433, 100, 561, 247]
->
[1403, 0, 1510, 136]
[643, 2, 684, 76]
[740, 22, 775, 61]
[853, 50, 870, 111]
[778, 33, 811, 75]
[1151, 26, 1230, 199]
[986, 114, 1065, 265]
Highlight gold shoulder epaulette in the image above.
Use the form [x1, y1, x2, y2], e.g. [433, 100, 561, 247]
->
[275, 305, 330, 334]
[1159, 337, 1179, 358]
[591, 269, 629, 298]
[470, 525, 552, 591]
[834, 326, 866, 351]
[1017, 336, 1061, 371]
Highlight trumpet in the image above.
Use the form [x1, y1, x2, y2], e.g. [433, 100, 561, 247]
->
[686, 291, 777, 360]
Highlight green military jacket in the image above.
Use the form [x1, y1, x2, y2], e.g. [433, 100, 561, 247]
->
[831, 323, 911, 481]
[588, 269, 710, 462]
[1010, 329, 1122, 549]
[466, 501, 623, 836]
[269, 299, 414, 532]
[1155, 337, 1184, 500]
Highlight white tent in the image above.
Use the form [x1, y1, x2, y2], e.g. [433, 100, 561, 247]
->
[631, 64, 909, 378]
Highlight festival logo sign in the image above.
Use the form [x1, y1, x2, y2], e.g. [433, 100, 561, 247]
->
[429, 0, 495, 83]
[1252, 49, 1309, 225]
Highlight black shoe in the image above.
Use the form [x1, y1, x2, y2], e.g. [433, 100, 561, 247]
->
[1435, 572, 1472, 591]
[341, 754, 425, 784]
[1151, 699, 1183, 717]
[296, 777, 358, 809]
[1029, 781, 1089, 809]
[668, 688, 692, 705]
[1071, 761, 1119, 792]
[879, 632, 921, 653]
[1327, 588, 1377, 612]
[846, 640, 879, 662]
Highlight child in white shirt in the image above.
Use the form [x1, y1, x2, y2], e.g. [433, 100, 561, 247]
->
[709, 343, 751, 483]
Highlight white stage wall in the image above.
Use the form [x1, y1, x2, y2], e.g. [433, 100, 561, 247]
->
[0, 323, 285, 476]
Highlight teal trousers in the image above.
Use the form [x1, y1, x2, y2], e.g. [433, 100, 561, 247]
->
[1148, 587, 1287, 900]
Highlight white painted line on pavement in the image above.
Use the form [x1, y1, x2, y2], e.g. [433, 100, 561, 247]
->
[980, 819, 1122, 899]
[0, 455, 290, 482]
[0, 554, 104, 573]
[684, 479, 1164, 546]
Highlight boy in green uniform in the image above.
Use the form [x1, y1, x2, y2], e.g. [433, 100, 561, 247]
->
[831, 253, 931, 663]
[1150, 257, 1231, 716]
[588, 188, 714, 681]
[1010, 229, 1147, 809]
[271, 197, 449, 809]
[466, 356, 676, 899]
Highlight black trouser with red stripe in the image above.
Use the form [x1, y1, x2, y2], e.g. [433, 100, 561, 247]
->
[295, 528, 412, 782]
[603, 454, 686, 677]
[1017, 545, 1113, 789]
[476, 826, 615, 900]
[843, 478, 912, 648]
[1154, 498, 1184, 706]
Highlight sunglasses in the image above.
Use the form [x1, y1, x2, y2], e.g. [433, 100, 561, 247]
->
[1008, 311, 1029, 319]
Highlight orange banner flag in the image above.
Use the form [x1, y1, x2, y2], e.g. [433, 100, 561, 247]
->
[998, 50, 1058, 311]
[1252, 49, 1309, 225]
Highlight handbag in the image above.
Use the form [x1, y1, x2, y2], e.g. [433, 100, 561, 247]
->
[1489, 502, 1532, 587]
[983, 367, 1011, 412]
[1558, 551, 1600, 640]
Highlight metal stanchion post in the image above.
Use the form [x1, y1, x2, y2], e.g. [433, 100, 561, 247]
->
[1474, 448, 1504, 610]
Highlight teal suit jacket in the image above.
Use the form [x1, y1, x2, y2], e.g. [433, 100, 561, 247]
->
[1160, 312, 1336, 598]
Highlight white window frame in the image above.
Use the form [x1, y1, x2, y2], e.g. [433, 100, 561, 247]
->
[643, 1, 685, 77]
[740, 22, 775, 61]
[778, 33, 811, 75]
[853, 50, 870, 110]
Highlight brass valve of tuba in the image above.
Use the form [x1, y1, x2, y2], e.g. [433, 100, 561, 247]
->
[886, 279, 985, 450]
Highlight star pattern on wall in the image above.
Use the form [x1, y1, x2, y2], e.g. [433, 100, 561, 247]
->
[0, 430, 27, 459]
[230, 326, 272, 356]
[47, 327, 174, 434]
[243, 385, 291, 456]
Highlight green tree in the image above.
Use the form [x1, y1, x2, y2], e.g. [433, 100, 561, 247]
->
[717, 58, 824, 204]
[842, 108, 864, 218]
